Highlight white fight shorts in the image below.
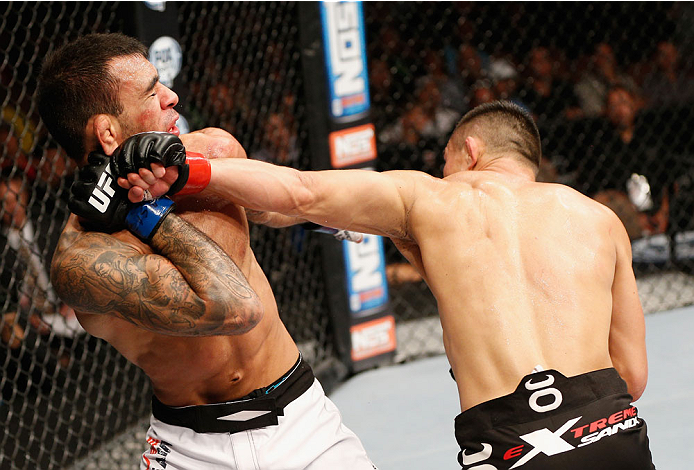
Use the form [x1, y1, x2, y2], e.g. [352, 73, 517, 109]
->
[141, 357, 376, 470]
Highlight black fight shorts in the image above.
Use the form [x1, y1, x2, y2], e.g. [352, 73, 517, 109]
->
[455, 368, 655, 470]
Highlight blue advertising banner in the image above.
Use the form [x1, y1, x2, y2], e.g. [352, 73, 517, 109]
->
[320, 1, 371, 120]
[342, 234, 389, 316]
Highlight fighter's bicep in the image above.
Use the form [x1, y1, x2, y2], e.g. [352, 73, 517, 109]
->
[304, 169, 421, 239]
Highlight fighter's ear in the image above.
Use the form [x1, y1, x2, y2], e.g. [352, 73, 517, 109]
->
[464, 136, 481, 170]
[92, 114, 122, 156]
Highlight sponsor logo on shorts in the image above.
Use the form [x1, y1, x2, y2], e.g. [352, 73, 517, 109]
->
[460, 373, 642, 469]
[462, 408, 641, 468]
[350, 315, 396, 361]
[143, 436, 172, 469]
[329, 124, 377, 168]
[571, 406, 639, 446]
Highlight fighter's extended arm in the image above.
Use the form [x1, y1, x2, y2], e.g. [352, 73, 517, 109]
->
[205, 158, 427, 240]
[119, 130, 364, 236]
[608, 213, 648, 400]
[244, 208, 305, 228]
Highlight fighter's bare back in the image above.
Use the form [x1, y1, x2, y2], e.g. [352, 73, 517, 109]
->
[404, 170, 645, 411]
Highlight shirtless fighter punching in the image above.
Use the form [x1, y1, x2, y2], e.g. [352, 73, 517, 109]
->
[117, 101, 655, 469]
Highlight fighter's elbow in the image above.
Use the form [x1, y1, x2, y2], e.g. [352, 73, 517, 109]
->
[49, 256, 79, 310]
[627, 367, 648, 401]
[289, 171, 319, 216]
[207, 293, 264, 336]
[49, 259, 63, 298]
[232, 296, 264, 334]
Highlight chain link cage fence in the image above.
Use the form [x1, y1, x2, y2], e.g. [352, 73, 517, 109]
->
[365, 1, 694, 359]
[1, 2, 693, 469]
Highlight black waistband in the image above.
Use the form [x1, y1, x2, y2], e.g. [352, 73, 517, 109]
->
[151, 354, 314, 434]
[454, 368, 631, 442]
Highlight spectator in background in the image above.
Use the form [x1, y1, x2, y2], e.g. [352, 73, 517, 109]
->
[35, 143, 75, 192]
[379, 76, 459, 170]
[456, 43, 490, 110]
[469, 79, 496, 109]
[251, 111, 299, 165]
[489, 57, 527, 111]
[421, 49, 467, 114]
[369, 57, 398, 128]
[411, 76, 460, 141]
[457, 43, 489, 88]
[640, 41, 694, 110]
[377, 25, 420, 99]
[205, 68, 252, 131]
[400, 105, 429, 147]
[1, 105, 37, 166]
[519, 46, 582, 124]
[0, 170, 74, 403]
[574, 43, 641, 118]
[0, 172, 55, 345]
[0, 169, 83, 346]
[1, 121, 30, 176]
[582, 86, 670, 239]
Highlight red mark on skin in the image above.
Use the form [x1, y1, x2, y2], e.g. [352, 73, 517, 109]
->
[136, 109, 159, 131]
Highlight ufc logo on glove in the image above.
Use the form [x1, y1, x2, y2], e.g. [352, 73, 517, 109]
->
[88, 165, 116, 213]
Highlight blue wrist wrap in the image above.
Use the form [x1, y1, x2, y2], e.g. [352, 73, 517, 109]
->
[125, 197, 175, 241]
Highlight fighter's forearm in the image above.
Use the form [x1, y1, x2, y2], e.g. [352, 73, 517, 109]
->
[148, 213, 262, 333]
[207, 159, 313, 218]
[51, 217, 262, 336]
[205, 157, 413, 240]
[244, 208, 306, 228]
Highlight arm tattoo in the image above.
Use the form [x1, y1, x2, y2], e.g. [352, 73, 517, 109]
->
[51, 216, 261, 336]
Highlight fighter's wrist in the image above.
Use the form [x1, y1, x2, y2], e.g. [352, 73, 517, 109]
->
[125, 197, 176, 241]
[169, 151, 211, 196]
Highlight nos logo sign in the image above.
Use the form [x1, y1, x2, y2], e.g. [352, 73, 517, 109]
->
[320, 1, 370, 119]
[343, 234, 388, 315]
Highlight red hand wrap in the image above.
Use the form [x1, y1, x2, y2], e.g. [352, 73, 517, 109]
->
[178, 151, 211, 195]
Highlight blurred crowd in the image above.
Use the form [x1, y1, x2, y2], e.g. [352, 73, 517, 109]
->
[1, 54, 83, 403]
[365, 4, 694, 249]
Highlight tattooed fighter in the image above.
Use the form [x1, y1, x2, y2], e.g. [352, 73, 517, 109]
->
[37, 33, 375, 470]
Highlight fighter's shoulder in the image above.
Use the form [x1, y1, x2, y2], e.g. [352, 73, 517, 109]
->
[550, 184, 627, 232]
[181, 128, 246, 159]
[418, 172, 478, 200]
[382, 170, 453, 210]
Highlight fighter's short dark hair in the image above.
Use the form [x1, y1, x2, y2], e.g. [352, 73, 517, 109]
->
[453, 100, 542, 171]
[37, 33, 147, 160]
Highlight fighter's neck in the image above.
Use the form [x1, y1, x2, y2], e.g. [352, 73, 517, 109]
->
[449, 159, 536, 182]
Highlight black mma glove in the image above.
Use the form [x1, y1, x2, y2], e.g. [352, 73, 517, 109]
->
[69, 151, 132, 232]
[69, 150, 176, 241]
[109, 131, 190, 196]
